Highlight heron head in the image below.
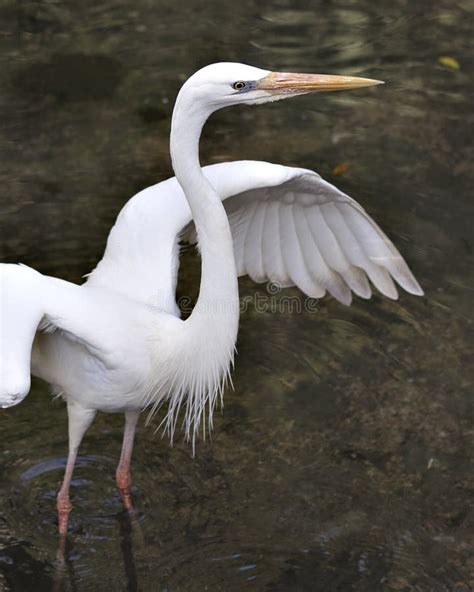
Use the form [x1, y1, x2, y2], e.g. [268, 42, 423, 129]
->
[182, 62, 383, 109]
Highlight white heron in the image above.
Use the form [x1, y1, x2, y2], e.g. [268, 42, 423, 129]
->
[0, 63, 423, 535]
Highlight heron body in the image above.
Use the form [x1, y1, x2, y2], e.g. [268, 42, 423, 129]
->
[0, 63, 423, 534]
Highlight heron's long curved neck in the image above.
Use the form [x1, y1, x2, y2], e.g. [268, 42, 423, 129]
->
[170, 89, 239, 333]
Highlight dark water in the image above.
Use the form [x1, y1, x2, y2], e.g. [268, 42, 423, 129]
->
[0, 0, 473, 590]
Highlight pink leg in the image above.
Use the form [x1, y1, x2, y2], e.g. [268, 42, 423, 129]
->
[116, 410, 139, 513]
[57, 401, 96, 536]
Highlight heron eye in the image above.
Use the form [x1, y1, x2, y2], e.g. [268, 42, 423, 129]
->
[232, 81, 247, 91]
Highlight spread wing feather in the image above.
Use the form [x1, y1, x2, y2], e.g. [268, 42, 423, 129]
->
[184, 163, 422, 303]
[88, 160, 423, 308]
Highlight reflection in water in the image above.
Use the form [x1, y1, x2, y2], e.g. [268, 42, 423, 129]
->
[53, 537, 76, 592]
[52, 511, 142, 592]
[0, 0, 472, 590]
[117, 512, 139, 592]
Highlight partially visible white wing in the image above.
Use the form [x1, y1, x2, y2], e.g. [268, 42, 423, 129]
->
[0, 264, 135, 407]
[184, 162, 424, 305]
[87, 161, 299, 313]
[87, 160, 423, 311]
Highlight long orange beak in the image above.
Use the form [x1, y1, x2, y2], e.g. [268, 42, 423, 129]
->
[257, 71, 384, 93]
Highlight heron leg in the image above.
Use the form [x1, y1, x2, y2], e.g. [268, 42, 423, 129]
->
[116, 410, 140, 513]
[57, 400, 96, 536]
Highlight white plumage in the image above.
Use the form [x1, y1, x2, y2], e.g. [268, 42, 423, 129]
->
[0, 62, 423, 534]
[182, 162, 421, 301]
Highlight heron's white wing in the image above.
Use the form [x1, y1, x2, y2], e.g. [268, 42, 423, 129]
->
[0, 264, 138, 406]
[88, 160, 422, 310]
[184, 162, 423, 305]
[87, 161, 299, 313]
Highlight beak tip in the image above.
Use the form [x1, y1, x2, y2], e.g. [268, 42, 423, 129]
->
[364, 78, 384, 87]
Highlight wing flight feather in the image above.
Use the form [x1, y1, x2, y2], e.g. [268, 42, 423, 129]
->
[89, 160, 423, 307]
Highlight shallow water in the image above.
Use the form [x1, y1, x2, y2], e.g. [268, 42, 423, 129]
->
[0, 0, 472, 590]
